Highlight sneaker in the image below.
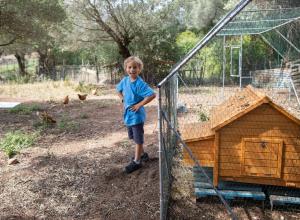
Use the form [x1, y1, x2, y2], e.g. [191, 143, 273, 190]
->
[131, 152, 150, 163]
[125, 160, 142, 174]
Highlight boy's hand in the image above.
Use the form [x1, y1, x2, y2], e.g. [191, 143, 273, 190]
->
[130, 103, 142, 112]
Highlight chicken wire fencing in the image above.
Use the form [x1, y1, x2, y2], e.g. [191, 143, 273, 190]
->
[158, 0, 300, 219]
[0, 58, 117, 85]
[37, 65, 113, 84]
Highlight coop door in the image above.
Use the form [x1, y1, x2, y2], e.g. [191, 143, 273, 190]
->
[241, 138, 283, 178]
[230, 46, 241, 77]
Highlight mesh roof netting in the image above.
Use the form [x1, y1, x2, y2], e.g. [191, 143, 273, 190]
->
[217, 0, 300, 60]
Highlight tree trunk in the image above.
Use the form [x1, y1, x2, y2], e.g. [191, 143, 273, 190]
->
[37, 50, 56, 79]
[37, 50, 47, 75]
[94, 56, 100, 83]
[14, 52, 27, 76]
[118, 43, 131, 59]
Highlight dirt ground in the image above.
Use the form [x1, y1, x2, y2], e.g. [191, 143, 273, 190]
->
[0, 84, 159, 219]
[1, 83, 300, 220]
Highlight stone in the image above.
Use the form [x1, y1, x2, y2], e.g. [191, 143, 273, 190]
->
[8, 158, 19, 165]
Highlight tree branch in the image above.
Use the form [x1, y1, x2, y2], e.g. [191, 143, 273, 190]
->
[104, 0, 127, 36]
[78, 36, 113, 43]
[72, 21, 104, 31]
[87, 0, 122, 44]
[0, 37, 16, 47]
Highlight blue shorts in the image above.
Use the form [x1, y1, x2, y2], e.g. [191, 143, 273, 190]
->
[127, 123, 144, 144]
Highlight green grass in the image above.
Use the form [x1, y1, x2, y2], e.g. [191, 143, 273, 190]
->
[33, 120, 53, 131]
[58, 115, 80, 132]
[0, 59, 38, 73]
[9, 104, 42, 115]
[0, 131, 38, 158]
[0, 58, 38, 81]
[75, 81, 98, 94]
[0, 63, 18, 74]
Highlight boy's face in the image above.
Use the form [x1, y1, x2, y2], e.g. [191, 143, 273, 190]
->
[126, 61, 141, 80]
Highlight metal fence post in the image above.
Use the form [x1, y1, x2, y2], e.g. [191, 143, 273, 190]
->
[158, 86, 164, 220]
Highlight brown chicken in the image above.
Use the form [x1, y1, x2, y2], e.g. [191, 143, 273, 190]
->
[78, 94, 88, 101]
[38, 111, 56, 124]
[63, 95, 69, 105]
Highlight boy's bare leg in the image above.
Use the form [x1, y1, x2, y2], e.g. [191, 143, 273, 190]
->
[134, 144, 144, 161]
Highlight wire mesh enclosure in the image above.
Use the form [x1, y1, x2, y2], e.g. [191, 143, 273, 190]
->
[158, 0, 300, 219]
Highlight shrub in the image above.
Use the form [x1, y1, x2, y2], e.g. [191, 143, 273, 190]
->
[75, 81, 98, 94]
[9, 104, 42, 115]
[0, 131, 38, 158]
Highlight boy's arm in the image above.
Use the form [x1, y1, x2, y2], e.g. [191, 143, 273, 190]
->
[130, 93, 156, 112]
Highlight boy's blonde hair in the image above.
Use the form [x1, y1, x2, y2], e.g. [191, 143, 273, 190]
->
[124, 56, 144, 71]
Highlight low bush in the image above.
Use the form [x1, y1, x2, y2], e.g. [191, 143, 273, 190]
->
[0, 131, 38, 158]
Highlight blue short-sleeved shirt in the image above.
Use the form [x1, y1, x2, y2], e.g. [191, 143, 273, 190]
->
[116, 76, 155, 126]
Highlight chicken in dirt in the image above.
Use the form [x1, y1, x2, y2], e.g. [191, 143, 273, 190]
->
[78, 94, 88, 102]
[63, 95, 69, 105]
[37, 111, 56, 124]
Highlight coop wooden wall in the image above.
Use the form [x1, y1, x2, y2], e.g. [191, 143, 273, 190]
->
[183, 138, 215, 167]
[218, 103, 300, 187]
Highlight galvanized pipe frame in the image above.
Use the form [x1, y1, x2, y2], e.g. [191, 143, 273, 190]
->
[158, 87, 165, 220]
[157, 2, 300, 219]
[260, 34, 285, 58]
[158, 75, 178, 220]
[158, 1, 253, 219]
[218, 16, 300, 36]
[240, 7, 300, 13]
[157, 0, 252, 88]
[159, 109, 238, 220]
[217, 6, 300, 37]
[289, 76, 300, 109]
[223, 35, 244, 89]
[274, 29, 300, 54]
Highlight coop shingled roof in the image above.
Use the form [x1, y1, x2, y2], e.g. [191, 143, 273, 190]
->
[210, 85, 300, 130]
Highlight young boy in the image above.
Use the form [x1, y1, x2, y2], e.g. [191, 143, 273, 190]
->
[116, 56, 156, 173]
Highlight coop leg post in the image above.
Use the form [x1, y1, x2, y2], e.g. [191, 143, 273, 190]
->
[270, 199, 273, 211]
[213, 132, 220, 187]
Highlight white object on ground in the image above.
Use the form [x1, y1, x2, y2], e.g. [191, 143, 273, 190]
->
[0, 102, 21, 109]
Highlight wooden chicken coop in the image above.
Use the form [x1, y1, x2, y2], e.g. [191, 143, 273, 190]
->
[181, 85, 300, 188]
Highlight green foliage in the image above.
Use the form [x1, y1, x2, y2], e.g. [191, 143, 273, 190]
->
[33, 120, 52, 132]
[63, 79, 74, 87]
[5, 75, 37, 84]
[58, 115, 80, 132]
[68, 0, 185, 83]
[0, 131, 38, 158]
[198, 111, 209, 122]
[52, 48, 96, 65]
[0, 58, 39, 82]
[176, 30, 199, 54]
[1, 0, 66, 51]
[74, 82, 98, 94]
[242, 35, 276, 70]
[201, 41, 223, 78]
[0, 63, 18, 74]
[9, 104, 42, 115]
[183, 0, 225, 29]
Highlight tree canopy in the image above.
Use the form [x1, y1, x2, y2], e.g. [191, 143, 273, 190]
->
[1, 0, 299, 83]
